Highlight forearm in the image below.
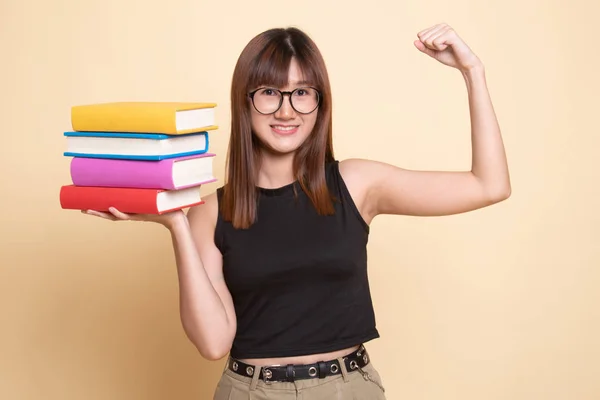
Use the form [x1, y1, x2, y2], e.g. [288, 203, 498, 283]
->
[463, 64, 511, 200]
[167, 215, 232, 359]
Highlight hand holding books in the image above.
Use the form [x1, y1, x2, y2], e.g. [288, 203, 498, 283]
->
[82, 206, 186, 229]
[60, 101, 219, 216]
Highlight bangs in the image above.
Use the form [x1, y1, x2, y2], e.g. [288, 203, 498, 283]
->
[248, 40, 319, 90]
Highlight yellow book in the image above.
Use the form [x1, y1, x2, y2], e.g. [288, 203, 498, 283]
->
[71, 101, 218, 135]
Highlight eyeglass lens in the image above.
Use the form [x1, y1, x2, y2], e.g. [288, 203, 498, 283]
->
[252, 87, 319, 114]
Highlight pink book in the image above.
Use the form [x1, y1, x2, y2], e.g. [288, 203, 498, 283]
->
[70, 153, 217, 190]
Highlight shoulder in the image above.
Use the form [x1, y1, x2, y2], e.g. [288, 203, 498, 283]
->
[338, 158, 397, 224]
[326, 158, 375, 182]
[338, 158, 388, 186]
[336, 159, 377, 224]
[339, 158, 402, 184]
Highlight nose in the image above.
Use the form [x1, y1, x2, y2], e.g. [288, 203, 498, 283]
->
[274, 93, 295, 119]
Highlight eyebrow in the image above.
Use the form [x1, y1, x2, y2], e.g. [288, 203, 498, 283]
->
[254, 81, 315, 90]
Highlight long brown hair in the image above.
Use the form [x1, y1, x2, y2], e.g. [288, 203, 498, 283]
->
[221, 27, 335, 229]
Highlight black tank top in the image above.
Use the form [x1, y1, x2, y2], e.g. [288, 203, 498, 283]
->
[215, 161, 379, 359]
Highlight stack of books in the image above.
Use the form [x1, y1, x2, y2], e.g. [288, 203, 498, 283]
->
[59, 102, 218, 214]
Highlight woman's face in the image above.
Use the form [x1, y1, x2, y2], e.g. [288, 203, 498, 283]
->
[250, 58, 318, 155]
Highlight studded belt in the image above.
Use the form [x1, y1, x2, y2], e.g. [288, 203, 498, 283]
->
[226, 345, 370, 383]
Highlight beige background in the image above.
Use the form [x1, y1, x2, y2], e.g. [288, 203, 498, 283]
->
[1, 0, 598, 399]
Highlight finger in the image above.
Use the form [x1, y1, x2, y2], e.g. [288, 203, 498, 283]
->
[417, 23, 447, 45]
[108, 207, 133, 220]
[429, 26, 453, 51]
[422, 25, 451, 50]
[82, 210, 118, 221]
[417, 23, 445, 38]
[413, 40, 437, 57]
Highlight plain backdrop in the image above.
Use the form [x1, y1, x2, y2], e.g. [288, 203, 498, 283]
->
[1, 0, 598, 399]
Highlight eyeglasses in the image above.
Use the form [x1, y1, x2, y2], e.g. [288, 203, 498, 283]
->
[248, 87, 321, 115]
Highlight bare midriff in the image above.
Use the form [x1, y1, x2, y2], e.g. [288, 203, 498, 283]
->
[238, 344, 361, 367]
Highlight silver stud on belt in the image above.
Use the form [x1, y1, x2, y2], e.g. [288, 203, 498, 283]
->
[246, 366, 254, 376]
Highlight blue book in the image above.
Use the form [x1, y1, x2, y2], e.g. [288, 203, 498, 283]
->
[63, 131, 210, 160]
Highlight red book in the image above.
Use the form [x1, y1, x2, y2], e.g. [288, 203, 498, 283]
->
[59, 185, 204, 214]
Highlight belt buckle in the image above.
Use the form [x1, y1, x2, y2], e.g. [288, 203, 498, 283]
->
[263, 368, 273, 384]
[263, 364, 281, 385]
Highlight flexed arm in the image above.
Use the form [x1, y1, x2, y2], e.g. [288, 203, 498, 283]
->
[341, 24, 511, 220]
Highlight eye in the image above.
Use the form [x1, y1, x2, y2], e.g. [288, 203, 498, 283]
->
[259, 88, 279, 96]
[295, 89, 307, 96]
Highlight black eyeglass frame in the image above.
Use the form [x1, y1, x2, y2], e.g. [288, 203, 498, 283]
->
[247, 87, 322, 115]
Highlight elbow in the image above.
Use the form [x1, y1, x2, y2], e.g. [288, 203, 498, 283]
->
[198, 344, 230, 361]
[503, 186, 512, 201]
[190, 334, 232, 361]
[182, 318, 235, 361]
[474, 172, 511, 206]
[181, 321, 233, 361]
[192, 332, 233, 361]
[487, 183, 512, 204]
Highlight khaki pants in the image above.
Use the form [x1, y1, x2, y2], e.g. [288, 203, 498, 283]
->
[213, 357, 386, 399]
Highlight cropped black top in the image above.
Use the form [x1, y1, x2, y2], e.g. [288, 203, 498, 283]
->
[215, 161, 379, 359]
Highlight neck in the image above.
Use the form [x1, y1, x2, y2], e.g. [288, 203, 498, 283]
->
[256, 150, 296, 189]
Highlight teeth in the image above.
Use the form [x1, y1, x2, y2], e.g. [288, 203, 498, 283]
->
[273, 126, 297, 131]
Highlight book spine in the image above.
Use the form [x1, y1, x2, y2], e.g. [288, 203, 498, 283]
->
[59, 186, 160, 214]
[70, 158, 175, 189]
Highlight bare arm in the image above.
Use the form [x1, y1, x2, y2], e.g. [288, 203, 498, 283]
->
[170, 193, 236, 360]
[85, 192, 236, 361]
[340, 24, 511, 222]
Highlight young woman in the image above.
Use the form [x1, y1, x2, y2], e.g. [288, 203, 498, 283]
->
[84, 23, 510, 399]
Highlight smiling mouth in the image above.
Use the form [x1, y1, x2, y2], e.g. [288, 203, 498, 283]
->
[271, 125, 298, 131]
[271, 125, 299, 134]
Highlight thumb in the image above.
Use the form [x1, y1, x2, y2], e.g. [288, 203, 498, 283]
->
[414, 40, 437, 57]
